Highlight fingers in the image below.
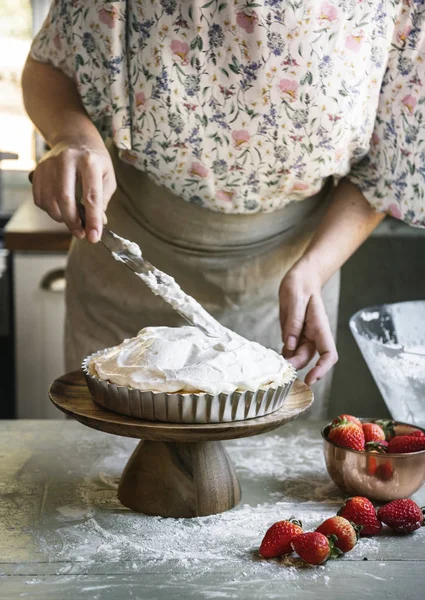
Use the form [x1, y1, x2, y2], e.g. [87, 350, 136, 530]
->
[279, 269, 338, 386]
[287, 341, 316, 370]
[32, 167, 64, 224]
[103, 169, 117, 209]
[58, 162, 85, 238]
[281, 299, 306, 356]
[80, 155, 104, 243]
[304, 295, 338, 385]
[30, 142, 115, 242]
[280, 278, 308, 356]
[99, 169, 116, 227]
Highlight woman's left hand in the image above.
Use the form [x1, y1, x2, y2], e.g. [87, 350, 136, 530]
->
[278, 178, 387, 386]
[279, 261, 338, 386]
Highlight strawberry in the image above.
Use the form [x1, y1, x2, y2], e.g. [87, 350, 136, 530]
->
[362, 422, 386, 444]
[408, 430, 425, 438]
[366, 454, 378, 477]
[365, 440, 388, 453]
[291, 532, 342, 565]
[388, 435, 425, 454]
[377, 499, 425, 534]
[328, 420, 365, 451]
[338, 496, 382, 537]
[365, 440, 389, 477]
[365, 441, 393, 480]
[316, 516, 360, 553]
[259, 519, 303, 558]
[375, 460, 394, 482]
[332, 414, 362, 428]
[375, 419, 396, 441]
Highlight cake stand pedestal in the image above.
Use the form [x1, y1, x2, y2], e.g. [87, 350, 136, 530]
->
[49, 372, 313, 518]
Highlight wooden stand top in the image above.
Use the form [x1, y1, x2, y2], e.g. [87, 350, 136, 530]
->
[49, 371, 314, 443]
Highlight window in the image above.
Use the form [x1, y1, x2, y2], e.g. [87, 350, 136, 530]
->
[0, 0, 34, 172]
[0, 0, 51, 177]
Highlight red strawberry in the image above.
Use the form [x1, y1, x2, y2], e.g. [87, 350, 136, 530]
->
[332, 414, 362, 428]
[377, 499, 425, 534]
[365, 440, 389, 477]
[316, 516, 360, 553]
[366, 454, 378, 476]
[259, 519, 303, 558]
[375, 460, 394, 482]
[362, 423, 386, 444]
[338, 497, 382, 537]
[328, 420, 365, 451]
[408, 430, 425, 438]
[365, 441, 393, 480]
[291, 532, 342, 565]
[365, 440, 388, 453]
[388, 435, 425, 454]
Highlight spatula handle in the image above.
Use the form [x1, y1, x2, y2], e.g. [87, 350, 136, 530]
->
[77, 203, 86, 228]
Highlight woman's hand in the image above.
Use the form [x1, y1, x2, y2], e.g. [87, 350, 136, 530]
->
[279, 260, 338, 386]
[278, 178, 386, 386]
[21, 56, 116, 242]
[32, 137, 116, 243]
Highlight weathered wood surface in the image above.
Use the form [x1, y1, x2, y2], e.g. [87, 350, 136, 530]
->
[49, 371, 313, 442]
[0, 420, 424, 599]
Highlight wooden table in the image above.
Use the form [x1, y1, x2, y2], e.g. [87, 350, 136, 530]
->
[0, 419, 424, 599]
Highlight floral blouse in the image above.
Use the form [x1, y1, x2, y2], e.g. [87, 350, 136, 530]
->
[30, 0, 425, 226]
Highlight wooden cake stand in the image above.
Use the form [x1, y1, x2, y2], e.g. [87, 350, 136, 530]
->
[49, 372, 313, 518]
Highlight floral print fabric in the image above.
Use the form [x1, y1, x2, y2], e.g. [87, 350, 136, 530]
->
[30, 1, 425, 226]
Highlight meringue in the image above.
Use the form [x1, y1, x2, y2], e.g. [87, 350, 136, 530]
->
[88, 326, 295, 395]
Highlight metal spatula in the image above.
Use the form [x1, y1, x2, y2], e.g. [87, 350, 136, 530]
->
[76, 204, 220, 338]
[28, 170, 220, 337]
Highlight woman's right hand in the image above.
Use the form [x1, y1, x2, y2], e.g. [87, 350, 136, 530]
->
[32, 137, 116, 243]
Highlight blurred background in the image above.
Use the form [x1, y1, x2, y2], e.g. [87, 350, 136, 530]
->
[1, 0, 424, 421]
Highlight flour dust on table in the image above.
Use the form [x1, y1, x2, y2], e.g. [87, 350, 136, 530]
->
[2, 420, 424, 598]
[32, 424, 385, 588]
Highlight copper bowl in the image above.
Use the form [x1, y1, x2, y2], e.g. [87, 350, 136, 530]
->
[322, 420, 425, 503]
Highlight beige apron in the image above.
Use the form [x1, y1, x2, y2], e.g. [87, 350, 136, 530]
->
[65, 144, 340, 419]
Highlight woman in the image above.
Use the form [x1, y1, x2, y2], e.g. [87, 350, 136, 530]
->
[22, 1, 424, 418]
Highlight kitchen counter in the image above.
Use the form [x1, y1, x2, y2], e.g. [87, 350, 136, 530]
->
[4, 198, 71, 251]
[0, 418, 424, 599]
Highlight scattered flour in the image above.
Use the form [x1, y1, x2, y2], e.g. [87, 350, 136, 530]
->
[57, 505, 89, 519]
[21, 423, 399, 592]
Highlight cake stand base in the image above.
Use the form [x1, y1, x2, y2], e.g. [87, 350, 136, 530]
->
[118, 440, 240, 517]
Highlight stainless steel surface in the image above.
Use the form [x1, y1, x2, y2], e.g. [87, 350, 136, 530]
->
[1, 419, 425, 599]
[82, 351, 296, 424]
[350, 301, 425, 426]
[322, 420, 425, 502]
